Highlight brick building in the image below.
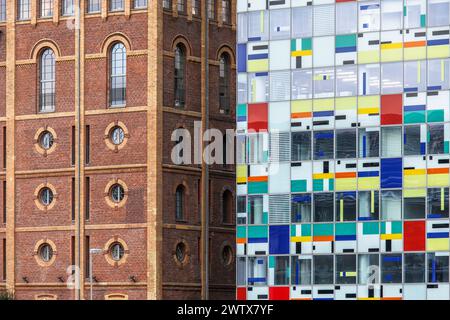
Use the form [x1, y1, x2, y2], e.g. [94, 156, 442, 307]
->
[0, 0, 236, 300]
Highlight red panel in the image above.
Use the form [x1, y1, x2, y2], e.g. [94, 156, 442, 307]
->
[404, 221, 425, 251]
[248, 103, 268, 132]
[236, 287, 247, 300]
[269, 286, 289, 300]
[381, 94, 403, 125]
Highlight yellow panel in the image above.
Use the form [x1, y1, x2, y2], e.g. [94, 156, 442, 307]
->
[404, 175, 426, 188]
[358, 177, 380, 190]
[358, 51, 380, 64]
[237, 165, 247, 181]
[428, 46, 450, 59]
[427, 238, 450, 251]
[358, 96, 379, 109]
[380, 43, 403, 50]
[358, 107, 380, 115]
[381, 49, 403, 62]
[335, 97, 357, 110]
[404, 47, 426, 61]
[381, 234, 402, 240]
[313, 98, 334, 111]
[291, 236, 312, 242]
[404, 188, 426, 198]
[292, 100, 312, 113]
[313, 173, 334, 179]
[335, 178, 357, 191]
[291, 50, 312, 57]
[248, 60, 269, 72]
[428, 174, 450, 187]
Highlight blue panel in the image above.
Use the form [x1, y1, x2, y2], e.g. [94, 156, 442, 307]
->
[237, 44, 247, 72]
[381, 158, 402, 189]
[269, 225, 290, 254]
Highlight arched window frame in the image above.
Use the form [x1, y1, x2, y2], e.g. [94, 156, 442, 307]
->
[175, 185, 185, 221]
[39, 48, 56, 113]
[174, 44, 186, 108]
[219, 53, 230, 114]
[109, 42, 127, 107]
[222, 190, 233, 224]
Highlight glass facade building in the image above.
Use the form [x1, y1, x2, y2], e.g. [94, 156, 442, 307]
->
[235, 0, 450, 300]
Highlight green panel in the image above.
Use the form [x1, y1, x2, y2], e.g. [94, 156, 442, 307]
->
[291, 39, 296, 51]
[445, 141, 449, 154]
[404, 111, 425, 124]
[335, 223, 356, 236]
[302, 38, 312, 51]
[291, 225, 296, 237]
[291, 180, 307, 192]
[363, 222, 379, 235]
[313, 179, 324, 191]
[237, 226, 247, 238]
[248, 225, 268, 238]
[329, 179, 334, 191]
[301, 224, 312, 236]
[336, 34, 356, 48]
[248, 181, 268, 194]
[392, 221, 402, 234]
[313, 223, 334, 236]
[420, 14, 426, 27]
[427, 110, 444, 122]
[269, 256, 275, 268]
[262, 212, 268, 224]
[237, 104, 247, 117]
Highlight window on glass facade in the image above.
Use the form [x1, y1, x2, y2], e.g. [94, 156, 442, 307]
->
[358, 128, 380, 158]
[336, 2, 357, 34]
[404, 190, 426, 219]
[404, 0, 426, 28]
[428, 0, 450, 27]
[248, 133, 265, 164]
[110, 0, 124, 11]
[291, 132, 311, 161]
[358, 254, 379, 284]
[336, 255, 356, 284]
[314, 192, 333, 222]
[428, 59, 450, 91]
[381, 62, 403, 94]
[271, 256, 290, 285]
[358, 64, 380, 95]
[221, 0, 230, 24]
[110, 43, 127, 107]
[428, 187, 449, 218]
[40, 48, 56, 112]
[381, 190, 402, 220]
[358, 191, 379, 220]
[313, 130, 334, 160]
[248, 257, 267, 286]
[404, 61, 426, 92]
[381, 254, 402, 283]
[174, 44, 186, 107]
[291, 256, 311, 285]
[236, 196, 246, 225]
[292, 6, 312, 38]
[335, 192, 356, 221]
[248, 195, 263, 224]
[237, 257, 246, 286]
[427, 253, 449, 283]
[336, 129, 356, 159]
[404, 253, 425, 283]
[314, 255, 333, 284]
[87, 0, 101, 13]
[292, 70, 312, 100]
[336, 66, 357, 97]
[40, 0, 53, 17]
[381, 126, 402, 157]
[404, 125, 423, 155]
[428, 124, 445, 154]
[381, 0, 402, 30]
[291, 193, 311, 223]
[219, 53, 230, 113]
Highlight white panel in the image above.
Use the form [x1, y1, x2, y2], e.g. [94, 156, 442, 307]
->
[269, 163, 290, 193]
[403, 284, 426, 300]
[269, 40, 291, 71]
[313, 36, 335, 67]
[269, 101, 291, 131]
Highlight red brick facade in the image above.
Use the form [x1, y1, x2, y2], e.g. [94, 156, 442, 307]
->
[0, 0, 235, 300]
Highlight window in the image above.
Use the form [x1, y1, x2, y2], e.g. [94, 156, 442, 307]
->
[248, 133, 266, 164]
[247, 11, 268, 41]
[427, 253, 449, 283]
[175, 242, 187, 263]
[314, 192, 333, 222]
[404, 61, 426, 92]
[336, 129, 356, 159]
[291, 132, 311, 161]
[381, 126, 401, 157]
[0, 0, 6, 21]
[358, 0, 380, 32]
[236, 196, 246, 224]
[270, 8, 290, 40]
[428, 188, 449, 218]
[221, 0, 230, 24]
[191, 0, 199, 16]
[237, 257, 246, 286]
[40, 0, 53, 17]
[404, 189, 426, 219]
[381, 190, 402, 220]
[163, 0, 172, 10]
[39, 131, 54, 150]
[39, 48, 56, 112]
[248, 195, 263, 224]
[428, 124, 445, 154]
[207, 0, 215, 19]
[335, 255, 356, 284]
[358, 128, 379, 158]
[313, 130, 334, 160]
[110, 184, 124, 203]
[18, 0, 31, 20]
[358, 254, 379, 284]
[313, 4, 334, 36]
[291, 256, 311, 285]
[358, 190, 379, 220]
[222, 190, 232, 223]
[292, 70, 312, 100]
[404, 253, 425, 283]
[39, 244, 54, 262]
[174, 44, 186, 107]
[110, 0, 124, 11]
[175, 185, 185, 220]
[314, 255, 333, 284]
[336, 2, 357, 34]
[248, 257, 267, 286]
[313, 68, 334, 98]
[404, 125, 423, 155]
[109, 242, 125, 261]
[109, 126, 125, 145]
[219, 53, 230, 113]
[381, 0, 402, 30]
[62, 0, 74, 15]
[87, 0, 101, 13]
[40, 187, 54, 206]
[428, 59, 450, 91]
[291, 193, 311, 223]
[381, 254, 402, 283]
[292, 6, 312, 38]
[428, 0, 450, 26]
[381, 62, 403, 94]
[358, 64, 380, 95]
[336, 192, 357, 222]
[271, 256, 290, 285]
[110, 43, 126, 107]
[336, 66, 357, 97]
[134, 0, 147, 8]
[85, 125, 90, 164]
[405, 0, 426, 28]
[177, 0, 185, 13]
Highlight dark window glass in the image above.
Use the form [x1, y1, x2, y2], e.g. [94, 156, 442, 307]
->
[336, 129, 356, 158]
[358, 128, 379, 158]
[428, 187, 449, 219]
[175, 185, 185, 220]
[314, 192, 333, 222]
[335, 191, 356, 222]
[110, 43, 127, 106]
[313, 130, 334, 160]
[404, 125, 423, 155]
[40, 49, 56, 112]
[314, 255, 333, 284]
[291, 193, 311, 223]
[174, 45, 186, 107]
[428, 253, 449, 283]
[404, 193, 426, 219]
[273, 256, 290, 285]
[358, 190, 379, 220]
[428, 124, 445, 154]
[291, 256, 311, 285]
[219, 54, 230, 113]
[291, 131, 311, 161]
[381, 254, 402, 283]
[248, 195, 264, 224]
[335, 254, 356, 284]
[404, 253, 425, 283]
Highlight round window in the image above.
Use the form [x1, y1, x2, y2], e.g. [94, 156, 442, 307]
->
[175, 242, 186, 263]
[39, 187, 54, 206]
[110, 126, 125, 145]
[39, 244, 53, 262]
[39, 131, 54, 150]
[110, 184, 125, 203]
[109, 243, 125, 261]
[221, 246, 233, 266]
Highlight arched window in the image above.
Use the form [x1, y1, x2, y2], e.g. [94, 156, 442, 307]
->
[221, 0, 230, 24]
[40, 48, 56, 112]
[219, 53, 230, 113]
[222, 190, 233, 223]
[174, 44, 186, 107]
[110, 43, 127, 107]
[175, 185, 185, 220]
